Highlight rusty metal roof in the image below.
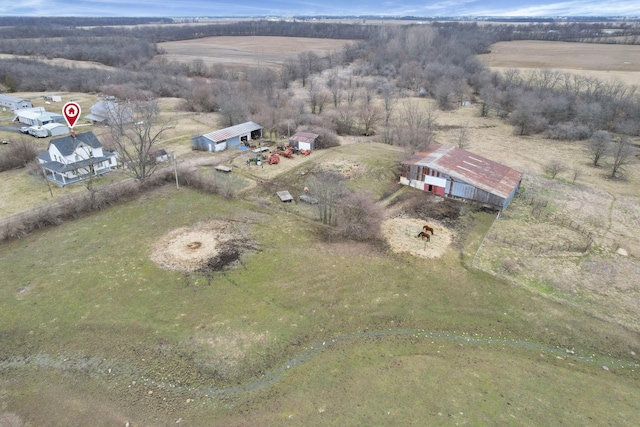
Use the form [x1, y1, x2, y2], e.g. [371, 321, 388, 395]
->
[202, 121, 262, 143]
[404, 144, 524, 200]
[290, 132, 319, 143]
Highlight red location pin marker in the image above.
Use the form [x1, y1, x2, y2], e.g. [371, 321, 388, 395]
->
[62, 101, 81, 128]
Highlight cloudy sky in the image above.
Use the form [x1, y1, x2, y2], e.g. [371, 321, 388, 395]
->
[1, 0, 639, 17]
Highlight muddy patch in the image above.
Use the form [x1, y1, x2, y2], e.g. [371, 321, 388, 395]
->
[150, 220, 253, 273]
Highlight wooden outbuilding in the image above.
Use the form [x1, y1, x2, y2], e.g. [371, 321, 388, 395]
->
[289, 131, 318, 151]
[276, 191, 293, 202]
[401, 144, 523, 211]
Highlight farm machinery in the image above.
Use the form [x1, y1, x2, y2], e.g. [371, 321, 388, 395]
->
[275, 146, 294, 158]
[246, 156, 263, 166]
[268, 153, 281, 164]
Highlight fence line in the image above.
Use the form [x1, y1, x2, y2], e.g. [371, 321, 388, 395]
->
[482, 194, 595, 255]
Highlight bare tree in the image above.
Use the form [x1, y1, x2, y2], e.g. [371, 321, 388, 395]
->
[571, 167, 582, 184]
[545, 159, 566, 179]
[509, 96, 547, 136]
[189, 58, 208, 77]
[588, 130, 611, 167]
[326, 69, 343, 107]
[334, 192, 384, 241]
[214, 81, 250, 126]
[335, 107, 357, 136]
[379, 82, 397, 128]
[357, 104, 382, 136]
[453, 124, 470, 149]
[307, 80, 330, 114]
[609, 137, 633, 179]
[107, 100, 175, 182]
[306, 171, 346, 225]
[379, 83, 397, 144]
[395, 99, 437, 155]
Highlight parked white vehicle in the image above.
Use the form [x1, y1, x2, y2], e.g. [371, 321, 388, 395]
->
[28, 126, 48, 138]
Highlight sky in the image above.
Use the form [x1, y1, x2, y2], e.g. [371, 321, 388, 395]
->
[1, 0, 639, 17]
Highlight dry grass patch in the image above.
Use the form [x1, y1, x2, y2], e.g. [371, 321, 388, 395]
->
[158, 36, 351, 68]
[194, 320, 267, 370]
[382, 217, 452, 259]
[480, 41, 640, 71]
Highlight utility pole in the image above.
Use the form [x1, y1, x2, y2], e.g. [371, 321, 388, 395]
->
[173, 152, 179, 189]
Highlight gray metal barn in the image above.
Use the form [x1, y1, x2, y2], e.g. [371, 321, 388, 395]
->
[0, 95, 32, 111]
[192, 121, 263, 152]
[401, 144, 524, 211]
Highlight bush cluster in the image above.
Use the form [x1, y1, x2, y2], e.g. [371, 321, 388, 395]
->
[0, 140, 38, 172]
[0, 166, 236, 243]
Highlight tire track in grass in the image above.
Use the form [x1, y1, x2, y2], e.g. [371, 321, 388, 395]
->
[1, 329, 638, 399]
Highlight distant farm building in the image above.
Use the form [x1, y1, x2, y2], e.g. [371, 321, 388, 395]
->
[86, 100, 133, 125]
[43, 94, 63, 103]
[0, 95, 32, 111]
[401, 144, 524, 210]
[14, 108, 65, 127]
[192, 121, 263, 152]
[289, 131, 319, 151]
[37, 131, 118, 187]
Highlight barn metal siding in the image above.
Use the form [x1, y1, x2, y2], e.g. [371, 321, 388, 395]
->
[502, 179, 521, 209]
[226, 135, 241, 148]
[192, 135, 212, 152]
[400, 144, 523, 210]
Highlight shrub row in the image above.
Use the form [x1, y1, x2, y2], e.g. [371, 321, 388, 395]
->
[0, 165, 233, 243]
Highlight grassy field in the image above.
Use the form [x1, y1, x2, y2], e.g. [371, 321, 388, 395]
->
[1, 140, 639, 426]
[1, 38, 640, 425]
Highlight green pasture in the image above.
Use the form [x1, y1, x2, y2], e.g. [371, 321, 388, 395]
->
[1, 182, 638, 426]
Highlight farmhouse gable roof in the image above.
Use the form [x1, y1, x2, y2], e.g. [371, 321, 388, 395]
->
[48, 131, 103, 156]
[404, 144, 523, 200]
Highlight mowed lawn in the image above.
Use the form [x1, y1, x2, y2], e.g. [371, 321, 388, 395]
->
[1, 177, 639, 425]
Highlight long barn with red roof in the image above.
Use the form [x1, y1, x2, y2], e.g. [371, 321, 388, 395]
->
[400, 144, 524, 210]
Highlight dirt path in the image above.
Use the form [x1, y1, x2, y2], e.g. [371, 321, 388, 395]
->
[2, 329, 636, 401]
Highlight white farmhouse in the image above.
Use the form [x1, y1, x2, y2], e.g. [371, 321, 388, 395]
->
[37, 131, 118, 187]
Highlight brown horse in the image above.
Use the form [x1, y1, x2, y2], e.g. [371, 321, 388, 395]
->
[417, 231, 431, 241]
[423, 225, 435, 235]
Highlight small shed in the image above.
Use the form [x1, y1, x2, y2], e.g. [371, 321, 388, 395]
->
[192, 121, 263, 152]
[299, 194, 318, 205]
[43, 122, 69, 137]
[276, 191, 293, 202]
[289, 132, 319, 151]
[44, 95, 63, 102]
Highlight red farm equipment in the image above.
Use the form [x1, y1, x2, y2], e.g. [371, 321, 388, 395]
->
[268, 153, 281, 164]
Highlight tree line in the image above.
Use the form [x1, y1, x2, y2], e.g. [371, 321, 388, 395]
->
[1, 20, 637, 180]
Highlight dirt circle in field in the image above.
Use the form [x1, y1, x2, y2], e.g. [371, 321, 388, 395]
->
[382, 217, 452, 259]
[150, 220, 242, 272]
